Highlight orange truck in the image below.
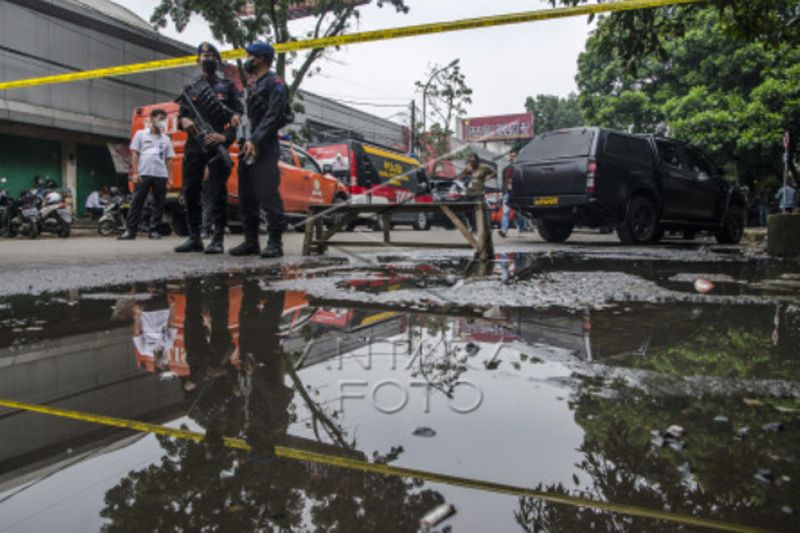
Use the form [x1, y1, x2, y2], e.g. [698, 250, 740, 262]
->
[130, 103, 348, 235]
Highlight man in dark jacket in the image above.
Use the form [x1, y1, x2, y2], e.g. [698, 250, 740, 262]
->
[230, 42, 289, 259]
[175, 42, 243, 255]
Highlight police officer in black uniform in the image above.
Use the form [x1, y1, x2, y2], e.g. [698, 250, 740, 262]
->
[229, 42, 289, 259]
[175, 42, 244, 255]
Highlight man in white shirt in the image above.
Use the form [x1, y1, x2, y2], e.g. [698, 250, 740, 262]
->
[85, 185, 108, 219]
[119, 108, 175, 240]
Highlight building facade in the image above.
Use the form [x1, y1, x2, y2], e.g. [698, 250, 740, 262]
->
[0, 0, 196, 212]
[0, 0, 407, 215]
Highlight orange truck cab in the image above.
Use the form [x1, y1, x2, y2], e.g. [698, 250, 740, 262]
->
[130, 103, 348, 235]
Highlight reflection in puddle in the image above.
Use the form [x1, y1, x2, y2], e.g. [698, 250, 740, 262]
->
[0, 254, 798, 531]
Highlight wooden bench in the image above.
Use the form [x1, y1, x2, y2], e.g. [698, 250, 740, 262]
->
[302, 201, 494, 261]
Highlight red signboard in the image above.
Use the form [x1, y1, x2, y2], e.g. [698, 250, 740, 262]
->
[461, 113, 534, 142]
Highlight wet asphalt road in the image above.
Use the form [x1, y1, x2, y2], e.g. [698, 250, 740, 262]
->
[1, 226, 799, 532]
[0, 227, 754, 296]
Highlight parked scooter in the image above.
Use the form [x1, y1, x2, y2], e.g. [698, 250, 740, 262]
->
[37, 190, 72, 238]
[0, 178, 11, 237]
[97, 189, 171, 237]
[5, 190, 40, 238]
[97, 190, 127, 236]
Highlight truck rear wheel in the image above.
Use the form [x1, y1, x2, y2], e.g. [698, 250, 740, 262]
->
[617, 196, 657, 244]
[537, 220, 574, 243]
[715, 205, 744, 244]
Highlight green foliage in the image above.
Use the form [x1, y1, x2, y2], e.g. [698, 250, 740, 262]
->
[576, 7, 800, 186]
[613, 323, 800, 380]
[151, 0, 410, 96]
[523, 93, 584, 134]
[549, 0, 800, 70]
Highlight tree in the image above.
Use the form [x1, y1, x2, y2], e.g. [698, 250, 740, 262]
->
[151, 0, 410, 97]
[576, 7, 800, 189]
[414, 61, 473, 162]
[548, 0, 800, 71]
[524, 93, 584, 134]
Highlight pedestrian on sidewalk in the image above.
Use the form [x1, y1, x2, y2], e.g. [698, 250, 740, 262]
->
[500, 149, 526, 237]
[118, 108, 174, 240]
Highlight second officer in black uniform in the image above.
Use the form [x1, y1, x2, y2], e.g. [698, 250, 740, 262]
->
[229, 42, 289, 259]
[175, 42, 243, 255]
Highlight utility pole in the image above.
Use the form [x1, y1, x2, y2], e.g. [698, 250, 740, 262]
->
[410, 101, 417, 153]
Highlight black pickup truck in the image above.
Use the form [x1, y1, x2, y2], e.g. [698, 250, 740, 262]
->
[506, 128, 747, 244]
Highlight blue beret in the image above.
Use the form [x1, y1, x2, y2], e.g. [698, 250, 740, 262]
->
[246, 42, 275, 61]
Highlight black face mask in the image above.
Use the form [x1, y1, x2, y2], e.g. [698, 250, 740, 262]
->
[243, 58, 257, 74]
[201, 59, 217, 74]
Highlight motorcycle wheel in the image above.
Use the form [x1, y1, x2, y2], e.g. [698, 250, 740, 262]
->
[98, 219, 116, 237]
[27, 223, 39, 239]
[58, 220, 71, 238]
[5, 221, 18, 238]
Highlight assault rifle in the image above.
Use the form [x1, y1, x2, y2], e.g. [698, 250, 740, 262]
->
[177, 92, 234, 173]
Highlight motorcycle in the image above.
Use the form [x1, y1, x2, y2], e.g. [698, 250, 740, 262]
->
[97, 193, 171, 237]
[97, 193, 127, 236]
[0, 178, 11, 237]
[6, 190, 41, 238]
[37, 190, 72, 238]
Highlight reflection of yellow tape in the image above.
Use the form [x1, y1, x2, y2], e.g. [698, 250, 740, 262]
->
[0, 398, 769, 533]
[0, 0, 704, 92]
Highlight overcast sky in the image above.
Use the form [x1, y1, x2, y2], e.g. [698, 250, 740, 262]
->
[126, 0, 594, 124]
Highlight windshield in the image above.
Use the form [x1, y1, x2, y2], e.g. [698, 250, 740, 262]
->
[518, 129, 595, 161]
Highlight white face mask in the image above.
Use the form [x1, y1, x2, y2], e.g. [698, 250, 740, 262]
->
[153, 119, 167, 132]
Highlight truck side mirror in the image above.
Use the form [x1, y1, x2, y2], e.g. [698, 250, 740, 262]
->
[322, 164, 333, 174]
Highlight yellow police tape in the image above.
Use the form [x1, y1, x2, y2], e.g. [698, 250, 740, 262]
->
[0, 0, 704, 92]
[0, 398, 770, 533]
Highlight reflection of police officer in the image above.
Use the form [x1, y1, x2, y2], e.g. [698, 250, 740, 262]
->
[239, 281, 292, 459]
[183, 278, 234, 395]
[229, 42, 288, 259]
[175, 42, 243, 255]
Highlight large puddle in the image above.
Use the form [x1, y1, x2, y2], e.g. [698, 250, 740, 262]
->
[0, 251, 798, 532]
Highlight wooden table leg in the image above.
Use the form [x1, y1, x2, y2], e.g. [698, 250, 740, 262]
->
[475, 203, 488, 261]
[482, 204, 494, 259]
[302, 210, 315, 256]
[314, 215, 325, 255]
[382, 213, 391, 244]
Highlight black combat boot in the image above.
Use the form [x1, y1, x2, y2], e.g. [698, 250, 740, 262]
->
[261, 231, 283, 259]
[229, 226, 260, 256]
[174, 233, 204, 253]
[204, 228, 224, 254]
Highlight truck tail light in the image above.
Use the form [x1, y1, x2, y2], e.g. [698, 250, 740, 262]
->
[586, 160, 597, 193]
[349, 148, 358, 187]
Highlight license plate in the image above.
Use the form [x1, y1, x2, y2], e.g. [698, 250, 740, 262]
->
[22, 208, 38, 217]
[533, 196, 559, 207]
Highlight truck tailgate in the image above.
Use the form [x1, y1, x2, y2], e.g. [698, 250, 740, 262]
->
[516, 159, 588, 196]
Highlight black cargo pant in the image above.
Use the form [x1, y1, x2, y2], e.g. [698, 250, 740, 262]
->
[126, 175, 166, 233]
[239, 280, 291, 456]
[237, 139, 285, 239]
[184, 278, 233, 387]
[183, 146, 230, 237]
